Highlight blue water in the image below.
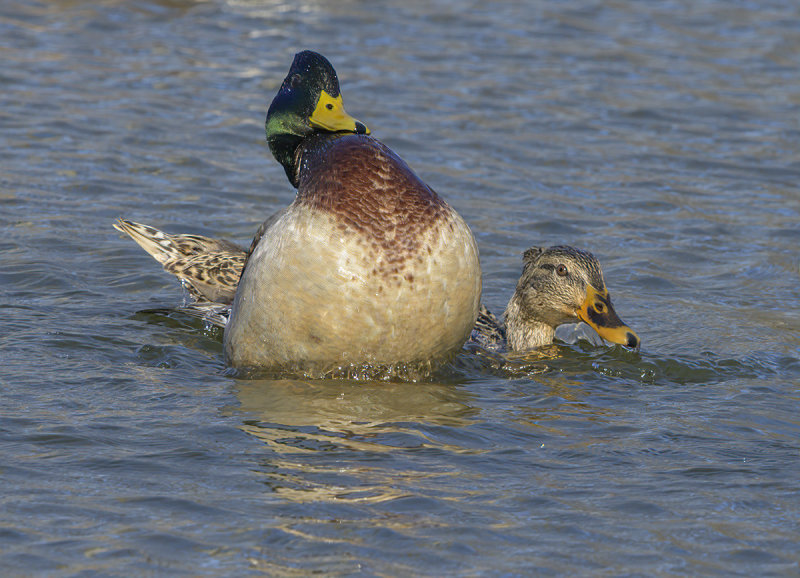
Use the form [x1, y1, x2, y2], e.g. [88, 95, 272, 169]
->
[2, 0, 799, 575]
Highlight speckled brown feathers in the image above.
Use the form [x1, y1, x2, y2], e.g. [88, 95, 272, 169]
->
[113, 219, 246, 304]
[470, 303, 507, 350]
[295, 134, 449, 264]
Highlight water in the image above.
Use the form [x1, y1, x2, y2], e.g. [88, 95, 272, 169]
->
[2, 0, 799, 574]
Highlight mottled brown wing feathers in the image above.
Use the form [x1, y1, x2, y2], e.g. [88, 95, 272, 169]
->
[164, 251, 246, 303]
[470, 303, 507, 350]
[114, 219, 246, 303]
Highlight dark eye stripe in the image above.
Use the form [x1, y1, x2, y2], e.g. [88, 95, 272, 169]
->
[587, 305, 624, 328]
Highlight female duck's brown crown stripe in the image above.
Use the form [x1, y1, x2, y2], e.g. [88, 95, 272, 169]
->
[525, 245, 606, 290]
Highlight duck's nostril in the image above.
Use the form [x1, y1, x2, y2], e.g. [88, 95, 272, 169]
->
[626, 332, 640, 350]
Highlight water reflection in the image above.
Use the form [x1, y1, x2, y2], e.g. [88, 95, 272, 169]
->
[232, 378, 479, 434]
[228, 378, 481, 503]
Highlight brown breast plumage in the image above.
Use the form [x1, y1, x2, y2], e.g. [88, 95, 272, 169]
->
[295, 134, 449, 264]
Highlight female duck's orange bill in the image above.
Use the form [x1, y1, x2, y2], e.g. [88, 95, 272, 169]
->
[577, 285, 640, 349]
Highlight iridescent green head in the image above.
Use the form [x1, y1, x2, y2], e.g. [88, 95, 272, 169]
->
[266, 50, 369, 185]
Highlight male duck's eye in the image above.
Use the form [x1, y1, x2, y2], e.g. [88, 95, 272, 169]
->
[326, 103, 334, 110]
[556, 264, 568, 277]
[289, 74, 302, 88]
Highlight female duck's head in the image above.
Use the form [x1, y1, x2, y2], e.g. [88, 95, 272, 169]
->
[508, 245, 640, 350]
[266, 50, 369, 183]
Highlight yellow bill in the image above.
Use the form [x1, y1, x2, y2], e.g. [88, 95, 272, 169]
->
[309, 91, 369, 135]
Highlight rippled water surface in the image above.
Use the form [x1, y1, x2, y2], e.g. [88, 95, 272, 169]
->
[2, 0, 800, 575]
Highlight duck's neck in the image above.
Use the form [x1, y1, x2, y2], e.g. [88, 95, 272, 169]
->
[268, 133, 305, 187]
[289, 132, 350, 190]
[504, 294, 555, 351]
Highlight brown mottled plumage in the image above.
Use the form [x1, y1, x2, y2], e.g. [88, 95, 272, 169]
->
[469, 304, 507, 350]
[297, 134, 449, 249]
[113, 219, 246, 304]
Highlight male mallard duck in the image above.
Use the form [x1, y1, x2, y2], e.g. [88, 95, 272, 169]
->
[118, 50, 481, 375]
[473, 245, 639, 351]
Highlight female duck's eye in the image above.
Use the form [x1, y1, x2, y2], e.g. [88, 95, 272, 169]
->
[595, 302, 605, 313]
[556, 264, 568, 277]
[326, 103, 334, 110]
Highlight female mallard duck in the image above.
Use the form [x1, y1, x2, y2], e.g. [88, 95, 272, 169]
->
[118, 50, 481, 375]
[473, 245, 639, 351]
[113, 221, 638, 352]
